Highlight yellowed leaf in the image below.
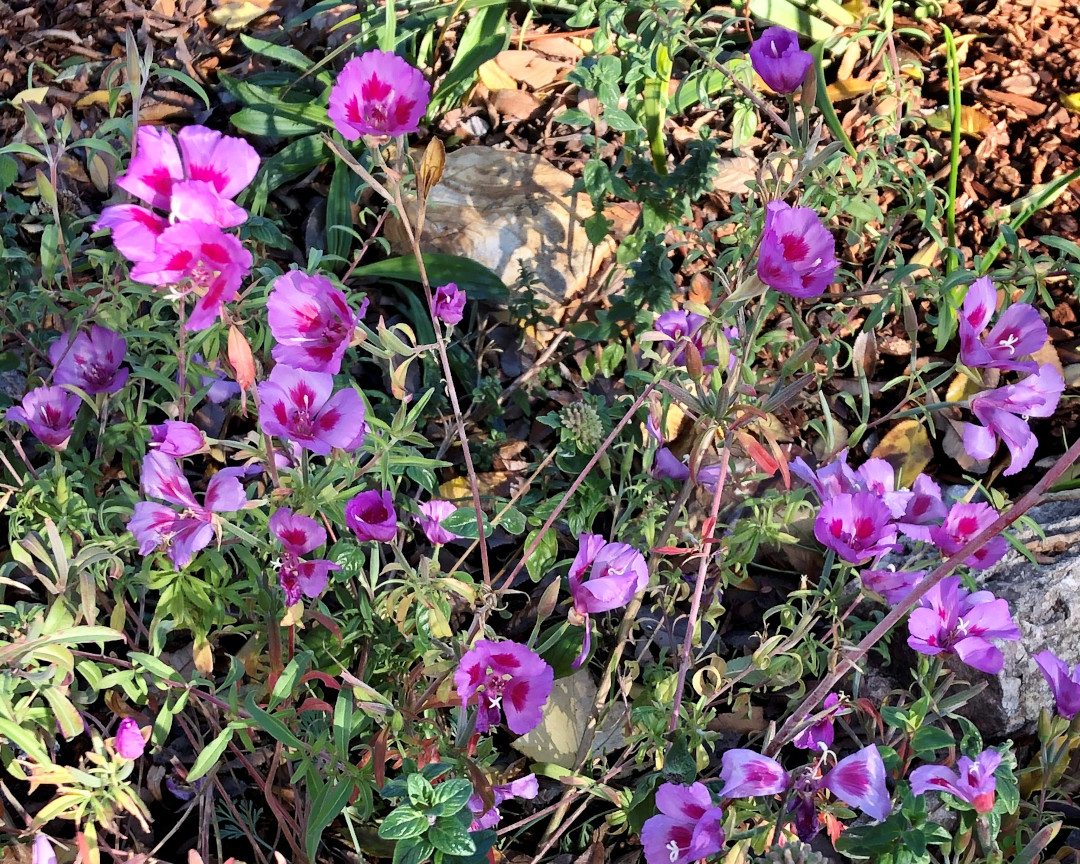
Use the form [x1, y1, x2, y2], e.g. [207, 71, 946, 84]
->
[478, 58, 518, 92]
[926, 105, 992, 138]
[76, 90, 116, 109]
[88, 153, 111, 194]
[208, 0, 271, 29]
[1061, 92, 1080, 113]
[193, 638, 213, 675]
[871, 419, 932, 487]
[12, 87, 49, 107]
[946, 371, 983, 403]
[826, 78, 879, 102]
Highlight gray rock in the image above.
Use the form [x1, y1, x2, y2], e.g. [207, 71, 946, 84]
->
[961, 496, 1080, 737]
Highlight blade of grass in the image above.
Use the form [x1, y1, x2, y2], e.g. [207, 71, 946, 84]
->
[810, 39, 856, 159]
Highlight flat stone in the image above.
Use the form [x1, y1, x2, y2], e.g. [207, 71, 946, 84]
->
[388, 146, 608, 322]
[960, 497, 1080, 736]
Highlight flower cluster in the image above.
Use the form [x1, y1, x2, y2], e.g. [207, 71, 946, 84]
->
[95, 125, 259, 331]
[959, 277, 1063, 475]
[269, 509, 340, 606]
[7, 326, 130, 450]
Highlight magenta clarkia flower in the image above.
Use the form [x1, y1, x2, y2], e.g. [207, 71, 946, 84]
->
[910, 749, 1001, 814]
[454, 639, 553, 735]
[467, 774, 539, 831]
[108, 125, 258, 223]
[115, 717, 146, 759]
[853, 458, 913, 518]
[820, 745, 891, 821]
[963, 365, 1064, 476]
[568, 534, 649, 668]
[267, 271, 358, 374]
[897, 474, 948, 542]
[929, 501, 1007, 570]
[95, 125, 259, 262]
[791, 450, 858, 500]
[415, 500, 460, 546]
[328, 50, 431, 139]
[150, 421, 206, 458]
[128, 451, 247, 569]
[814, 491, 898, 564]
[861, 569, 927, 604]
[793, 693, 846, 750]
[345, 490, 398, 542]
[258, 364, 366, 456]
[270, 508, 339, 605]
[7, 386, 81, 449]
[749, 26, 814, 94]
[655, 310, 707, 368]
[640, 782, 725, 864]
[433, 282, 466, 326]
[959, 277, 1046, 373]
[757, 201, 837, 299]
[49, 326, 128, 395]
[907, 576, 1020, 674]
[1033, 650, 1080, 719]
[129, 220, 253, 331]
[718, 750, 790, 798]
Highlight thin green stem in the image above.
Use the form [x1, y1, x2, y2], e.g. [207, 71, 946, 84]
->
[943, 25, 962, 274]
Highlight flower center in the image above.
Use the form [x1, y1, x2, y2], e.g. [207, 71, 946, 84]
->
[997, 332, 1020, 355]
[666, 840, 681, 862]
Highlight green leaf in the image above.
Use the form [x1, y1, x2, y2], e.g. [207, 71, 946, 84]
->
[306, 778, 356, 862]
[497, 505, 526, 536]
[327, 159, 358, 262]
[351, 254, 508, 303]
[0, 155, 17, 191]
[429, 817, 476, 856]
[186, 727, 234, 782]
[393, 839, 434, 864]
[524, 527, 558, 582]
[440, 506, 489, 541]
[407, 772, 434, 806]
[603, 106, 639, 132]
[0, 718, 52, 765]
[910, 725, 956, 754]
[429, 3, 510, 115]
[749, 0, 835, 40]
[239, 34, 320, 77]
[430, 779, 473, 816]
[231, 108, 320, 138]
[259, 135, 330, 188]
[378, 806, 429, 840]
[129, 651, 185, 683]
[244, 692, 305, 751]
[270, 650, 313, 709]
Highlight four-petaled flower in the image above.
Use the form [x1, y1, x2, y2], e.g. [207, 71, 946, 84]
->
[963, 365, 1064, 476]
[415, 500, 461, 546]
[959, 277, 1046, 373]
[258, 364, 366, 456]
[910, 749, 1002, 813]
[907, 576, 1020, 674]
[467, 774, 539, 831]
[568, 534, 649, 668]
[640, 782, 725, 864]
[454, 639, 553, 735]
[814, 491, 898, 564]
[129, 221, 253, 331]
[150, 421, 206, 458]
[329, 50, 431, 139]
[929, 501, 1007, 570]
[793, 693, 848, 751]
[718, 750, 790, 799]
[7, 386, 81, 449]
[819, 745, 892, 822]
[757, 201, 838, 299]
[433, 282, 466, 326]
[345, 490, 398, 543]
[128, 451, 248, 569]
[749, 26, 814, 94]
[49, 326, 129, 395]
[655, 310, 708, 368]
[1033, 650, 1080, 720]
[270, 508, 339, 605]
[267, 271, 360, 374]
